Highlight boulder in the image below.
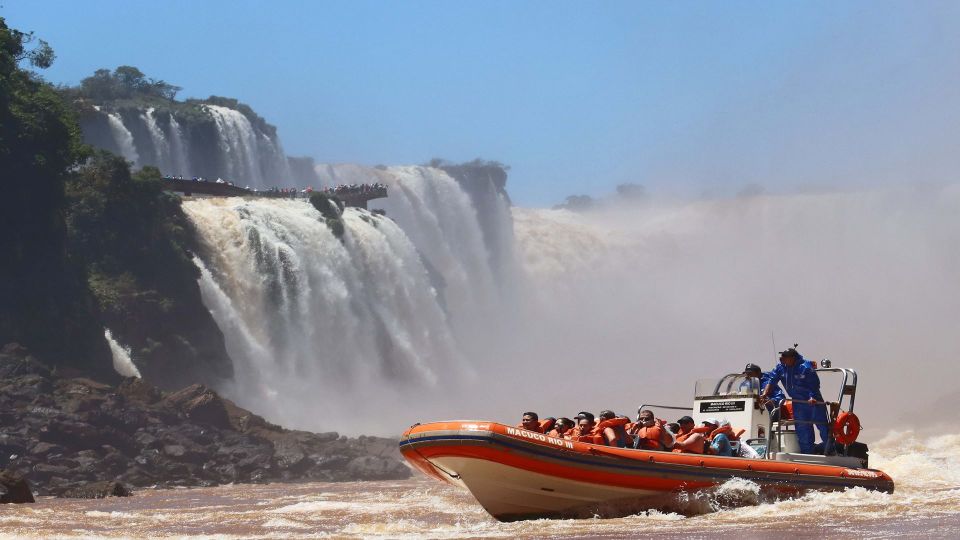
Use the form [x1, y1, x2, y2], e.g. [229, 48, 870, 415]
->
[0, 469, 35, 503]
[163, 385, 230, 428]
[58, 480, 131, 499]
[117, 377, 162, 405]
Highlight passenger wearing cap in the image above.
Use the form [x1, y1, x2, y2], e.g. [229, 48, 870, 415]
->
[570, 411, 596, 441]
[703, 419, 735, 456]
[762, 346, 830, 454]
[672, 415, 707, 454]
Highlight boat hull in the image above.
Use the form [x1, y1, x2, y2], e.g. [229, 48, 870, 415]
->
[400, 421, 894, 521]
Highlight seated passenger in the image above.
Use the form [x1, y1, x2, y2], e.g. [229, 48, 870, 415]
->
[574, 417, 597, 442]
[701, 418, 735, 457]
[672, 416, 708, 454]
[517, 412, 543, 433]
[596, 410, 631, 448]
[569, 412, 597, 442]
[630, 410, 674, 451]
[547, 417, 575, 439]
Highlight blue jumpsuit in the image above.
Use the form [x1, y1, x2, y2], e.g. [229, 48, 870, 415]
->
[767, 356, 829, 454]
[760, 371, 786, 409]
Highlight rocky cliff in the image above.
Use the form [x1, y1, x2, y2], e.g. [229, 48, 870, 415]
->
[0, 344, 409, 497]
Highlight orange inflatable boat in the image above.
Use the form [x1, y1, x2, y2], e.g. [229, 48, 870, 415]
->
[400, 368, 894, 521]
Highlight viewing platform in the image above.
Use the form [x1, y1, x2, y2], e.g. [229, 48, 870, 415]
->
[161, 178, 388, 209]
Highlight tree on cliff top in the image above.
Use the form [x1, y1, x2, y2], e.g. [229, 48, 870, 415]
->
[0, 17, 115, 380]
[76, 65, 182, 102]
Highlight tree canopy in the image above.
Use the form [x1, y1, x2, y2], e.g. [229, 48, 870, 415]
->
[77, 65, 182, 102]
[0, 17, 114, 379]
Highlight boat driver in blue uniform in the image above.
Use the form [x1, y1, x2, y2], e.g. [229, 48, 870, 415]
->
[760, 346, 831, 454]
[744, 363, 785, 419]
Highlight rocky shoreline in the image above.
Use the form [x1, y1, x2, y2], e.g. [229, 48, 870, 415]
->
[0, 344, 410, 500]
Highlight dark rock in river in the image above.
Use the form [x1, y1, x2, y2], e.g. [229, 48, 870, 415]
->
[58, 480, 132, 499]
[0, 344, 410, 496]
[0, 469, 35, 503]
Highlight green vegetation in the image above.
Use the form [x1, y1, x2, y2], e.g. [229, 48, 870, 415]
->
[309, 192, 346, 238]
[57, 66, 279, 143]
[1, 19, 231, 386]
[427, 157, 510, 171]
[554, 194, 595, 211]
[0, 17, 113, 379]
[65, 154, 233, 387]
[72, 65, 182, 102]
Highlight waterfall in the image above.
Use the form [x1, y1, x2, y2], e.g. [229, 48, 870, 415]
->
[184, 198, 468, 433]
[205, 104, 261, 185]
[104, 328, 142, 378]
[373, 167, 508, 355]
[203, 104, 292, 188]
[104, 111, 140, 166]
[140, 107, 171, 172]
[167, 115, 190, 176]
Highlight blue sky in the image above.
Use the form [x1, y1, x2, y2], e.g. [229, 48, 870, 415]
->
[5, 1, 960, 206]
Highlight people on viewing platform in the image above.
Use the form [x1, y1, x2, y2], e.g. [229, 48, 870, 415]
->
[160, 176, 387, 201]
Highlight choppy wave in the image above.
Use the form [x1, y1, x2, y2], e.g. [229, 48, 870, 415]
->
[3, 431, 959, 539]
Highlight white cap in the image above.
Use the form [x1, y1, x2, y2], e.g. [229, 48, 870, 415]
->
[702, 418, 719, 425]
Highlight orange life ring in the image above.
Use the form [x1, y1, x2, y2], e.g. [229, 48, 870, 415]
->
[834, 411, 861, 445]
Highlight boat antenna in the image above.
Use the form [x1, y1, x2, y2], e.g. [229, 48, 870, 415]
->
[771, 332, 778, 360]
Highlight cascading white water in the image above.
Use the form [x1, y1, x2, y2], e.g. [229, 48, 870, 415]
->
[203, 104, 291, 187]
[140, 107, 171, 172]
[256, 131, 294, 188]
[104, 111, 140, 166]
[184, 198, 469, 433]
[167, 115, 190, 176]
[104, 328, 141, 378]
[205, 104, 261, 185]
[368, 167, 506, 356]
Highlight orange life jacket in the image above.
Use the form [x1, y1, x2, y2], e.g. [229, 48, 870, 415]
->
[673, 430, 707, 454]
[593, 416, 631, 447]
[634, 424, 667, 450]
[516, 422, 543, 433]
[539, 418, 556, 433]
[571, 423, 596, 442]
[781, 401, 794, 420]
[709, 425, 740, 441]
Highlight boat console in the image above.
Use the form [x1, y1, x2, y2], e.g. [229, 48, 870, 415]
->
[642, 365, 869, 468]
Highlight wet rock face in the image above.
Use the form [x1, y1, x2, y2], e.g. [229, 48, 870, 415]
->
[0, 344, 410, 496]
[0, 470, 34, 503]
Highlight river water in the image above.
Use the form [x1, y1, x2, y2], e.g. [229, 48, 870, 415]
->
[3, 431, 960, 539]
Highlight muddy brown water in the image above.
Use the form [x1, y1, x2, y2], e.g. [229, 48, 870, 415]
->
[3, 432, 960, 539]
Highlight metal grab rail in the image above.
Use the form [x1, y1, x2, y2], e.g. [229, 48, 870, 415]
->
[712, 374, 762, 396]
[762, 367, 858, 458]
[637, 404, 693, 421]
